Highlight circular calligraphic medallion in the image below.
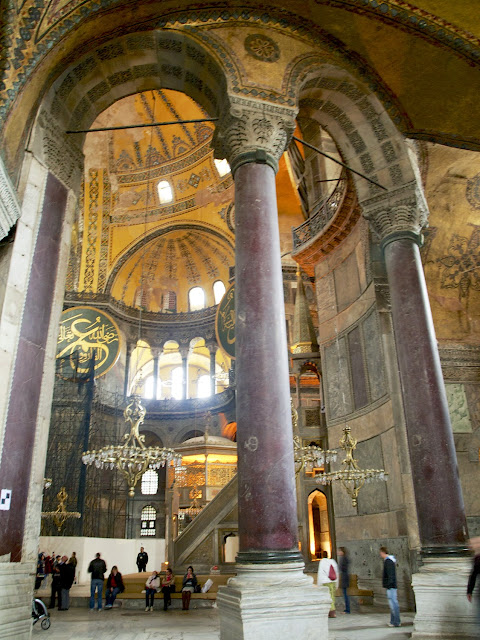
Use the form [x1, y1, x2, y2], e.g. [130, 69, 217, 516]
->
[215, 282, 235, 359]
[56, 306, 121, 378]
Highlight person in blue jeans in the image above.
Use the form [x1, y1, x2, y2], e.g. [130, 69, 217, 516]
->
[105, 566, 125, 609]
[88, 552, 107, 611]
[380, 546, 401, 627]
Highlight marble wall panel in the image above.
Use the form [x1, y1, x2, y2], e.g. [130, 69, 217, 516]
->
[347, 325, 369, 410]
[315, 270, 336, 326]
[445, 383, 473, 433]
[355, 436, 389, 515]
[334, 251, 361, 312]
[323, 336, 353, 421]
[363, 310, 387, 402]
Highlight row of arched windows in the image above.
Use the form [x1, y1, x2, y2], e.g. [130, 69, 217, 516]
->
[144, 369, 211, 400]
[189, 280, 226, 311]
[157, 160, 230, 206]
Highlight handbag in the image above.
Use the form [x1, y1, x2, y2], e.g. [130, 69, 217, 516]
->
[328, 563, 337, 581]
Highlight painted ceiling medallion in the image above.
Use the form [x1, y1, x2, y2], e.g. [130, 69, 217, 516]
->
[466, 174, 480, 210]
[244, 34, 280, 62]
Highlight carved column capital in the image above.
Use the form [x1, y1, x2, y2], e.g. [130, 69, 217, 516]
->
[362, 182, 429, 250]
[213, 96, 297, 175]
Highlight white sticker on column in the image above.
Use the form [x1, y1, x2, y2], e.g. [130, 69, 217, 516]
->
[0, 489, 12, 510]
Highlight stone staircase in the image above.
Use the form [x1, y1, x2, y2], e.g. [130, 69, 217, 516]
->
[172, 474, 238, 572]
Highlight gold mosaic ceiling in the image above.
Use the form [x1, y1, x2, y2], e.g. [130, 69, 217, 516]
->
[110, 228, 232, 312]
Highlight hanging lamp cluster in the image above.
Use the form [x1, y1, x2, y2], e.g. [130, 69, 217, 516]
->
[82, 395, 182, 497]
[316, 425, 388, 507]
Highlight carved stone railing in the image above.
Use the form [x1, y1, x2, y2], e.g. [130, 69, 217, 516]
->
[292, 172, 347, 251]
[143, 388, 236, 418]
[173, 474, 238, 569]
[64, 291, 218, 325]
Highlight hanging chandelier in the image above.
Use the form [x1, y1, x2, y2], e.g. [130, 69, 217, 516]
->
[293, 435, 337, 474]
[291, 399, 337, 474]
[316, 425, 388, 507]
[82, 395, 182, 497]
[41, 487, 81, 532]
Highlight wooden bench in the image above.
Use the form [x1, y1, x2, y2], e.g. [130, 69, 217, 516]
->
[116, 572, 231, 608]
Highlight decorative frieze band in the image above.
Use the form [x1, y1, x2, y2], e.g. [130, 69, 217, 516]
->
[213, 96, 297, 175]
[0, 156, 21, 240]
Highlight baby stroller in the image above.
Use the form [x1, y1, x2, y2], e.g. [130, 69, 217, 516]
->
[32, 598, 50, 630]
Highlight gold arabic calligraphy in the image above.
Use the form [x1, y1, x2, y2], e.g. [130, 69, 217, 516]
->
[219, 288, 235, 345]
[57, 313, 119, 373]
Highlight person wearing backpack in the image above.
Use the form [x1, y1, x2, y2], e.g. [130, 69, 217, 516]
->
[318, 551, 339, 618]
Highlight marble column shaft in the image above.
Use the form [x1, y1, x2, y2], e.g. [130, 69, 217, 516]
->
[234, 162, 300, 561]
[384, 237, 467, 550]
[209, 346, 216, 396]
[0, 172, 68, 561]
[152, 353, 160, 400]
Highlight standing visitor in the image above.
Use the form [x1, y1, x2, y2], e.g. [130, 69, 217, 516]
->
[35, 553, 46, 590]
[318, 551, 339, 618]
[49, 555, 62, 609]
[105, 566, 125, 609]
[467, 537, 480, 631]
[88, 552, 107, 611]
[338, 547, 351, 614]
[145, 570, 160, 611]
[136, 547, 148, 572]
[161, 567, 175, 611]
[59, 556, 75, 610]
[380, 546, 401, 628]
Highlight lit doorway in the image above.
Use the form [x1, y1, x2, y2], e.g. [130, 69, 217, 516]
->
[308, 489, 331, 561]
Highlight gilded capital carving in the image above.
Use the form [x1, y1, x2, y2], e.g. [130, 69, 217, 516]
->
[213, 96, 297, 175]
[362, 182, 429, 249]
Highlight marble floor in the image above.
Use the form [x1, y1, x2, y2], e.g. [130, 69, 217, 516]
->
[32, 608, 415, 639]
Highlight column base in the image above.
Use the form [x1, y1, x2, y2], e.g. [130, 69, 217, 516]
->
[412, 557, 477, 639]
[217, 562, 331, 640]
[0, 561, 35, 639]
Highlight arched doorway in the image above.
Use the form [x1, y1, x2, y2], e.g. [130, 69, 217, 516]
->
[308, 489, 331, 561]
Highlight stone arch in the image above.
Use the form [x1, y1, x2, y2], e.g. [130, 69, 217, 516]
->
[289, 57, 422, 206]
[104, 223, 234, 296]
[27, 29, 229, 193]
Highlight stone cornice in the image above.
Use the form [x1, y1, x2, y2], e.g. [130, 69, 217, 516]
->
[213, 96, 297, 175]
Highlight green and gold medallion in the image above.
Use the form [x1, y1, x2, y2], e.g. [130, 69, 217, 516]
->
[215, 282, 235, 359]
[56, 306, 121, 378]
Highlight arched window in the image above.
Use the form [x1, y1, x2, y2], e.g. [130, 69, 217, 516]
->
[189, 286, 205, 311]
[141, 505, 156, 537]
[213, 280, 226, 305]
[197, 374, 211, 398]
[141, 470, 158, 495]
[144, 375, 161, 400]
[214, 158, 231, 177]
[157, 180, 173, 204]
[171, 366, 183, 400]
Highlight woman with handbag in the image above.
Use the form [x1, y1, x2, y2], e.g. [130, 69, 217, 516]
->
[318, 551, 339, 618]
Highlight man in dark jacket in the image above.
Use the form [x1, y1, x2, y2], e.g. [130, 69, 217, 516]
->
[88, 552, 107, 610]
[136, 547, 148, 572]
[59, 556, 75, 610]
[380, 546, 401, 628]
